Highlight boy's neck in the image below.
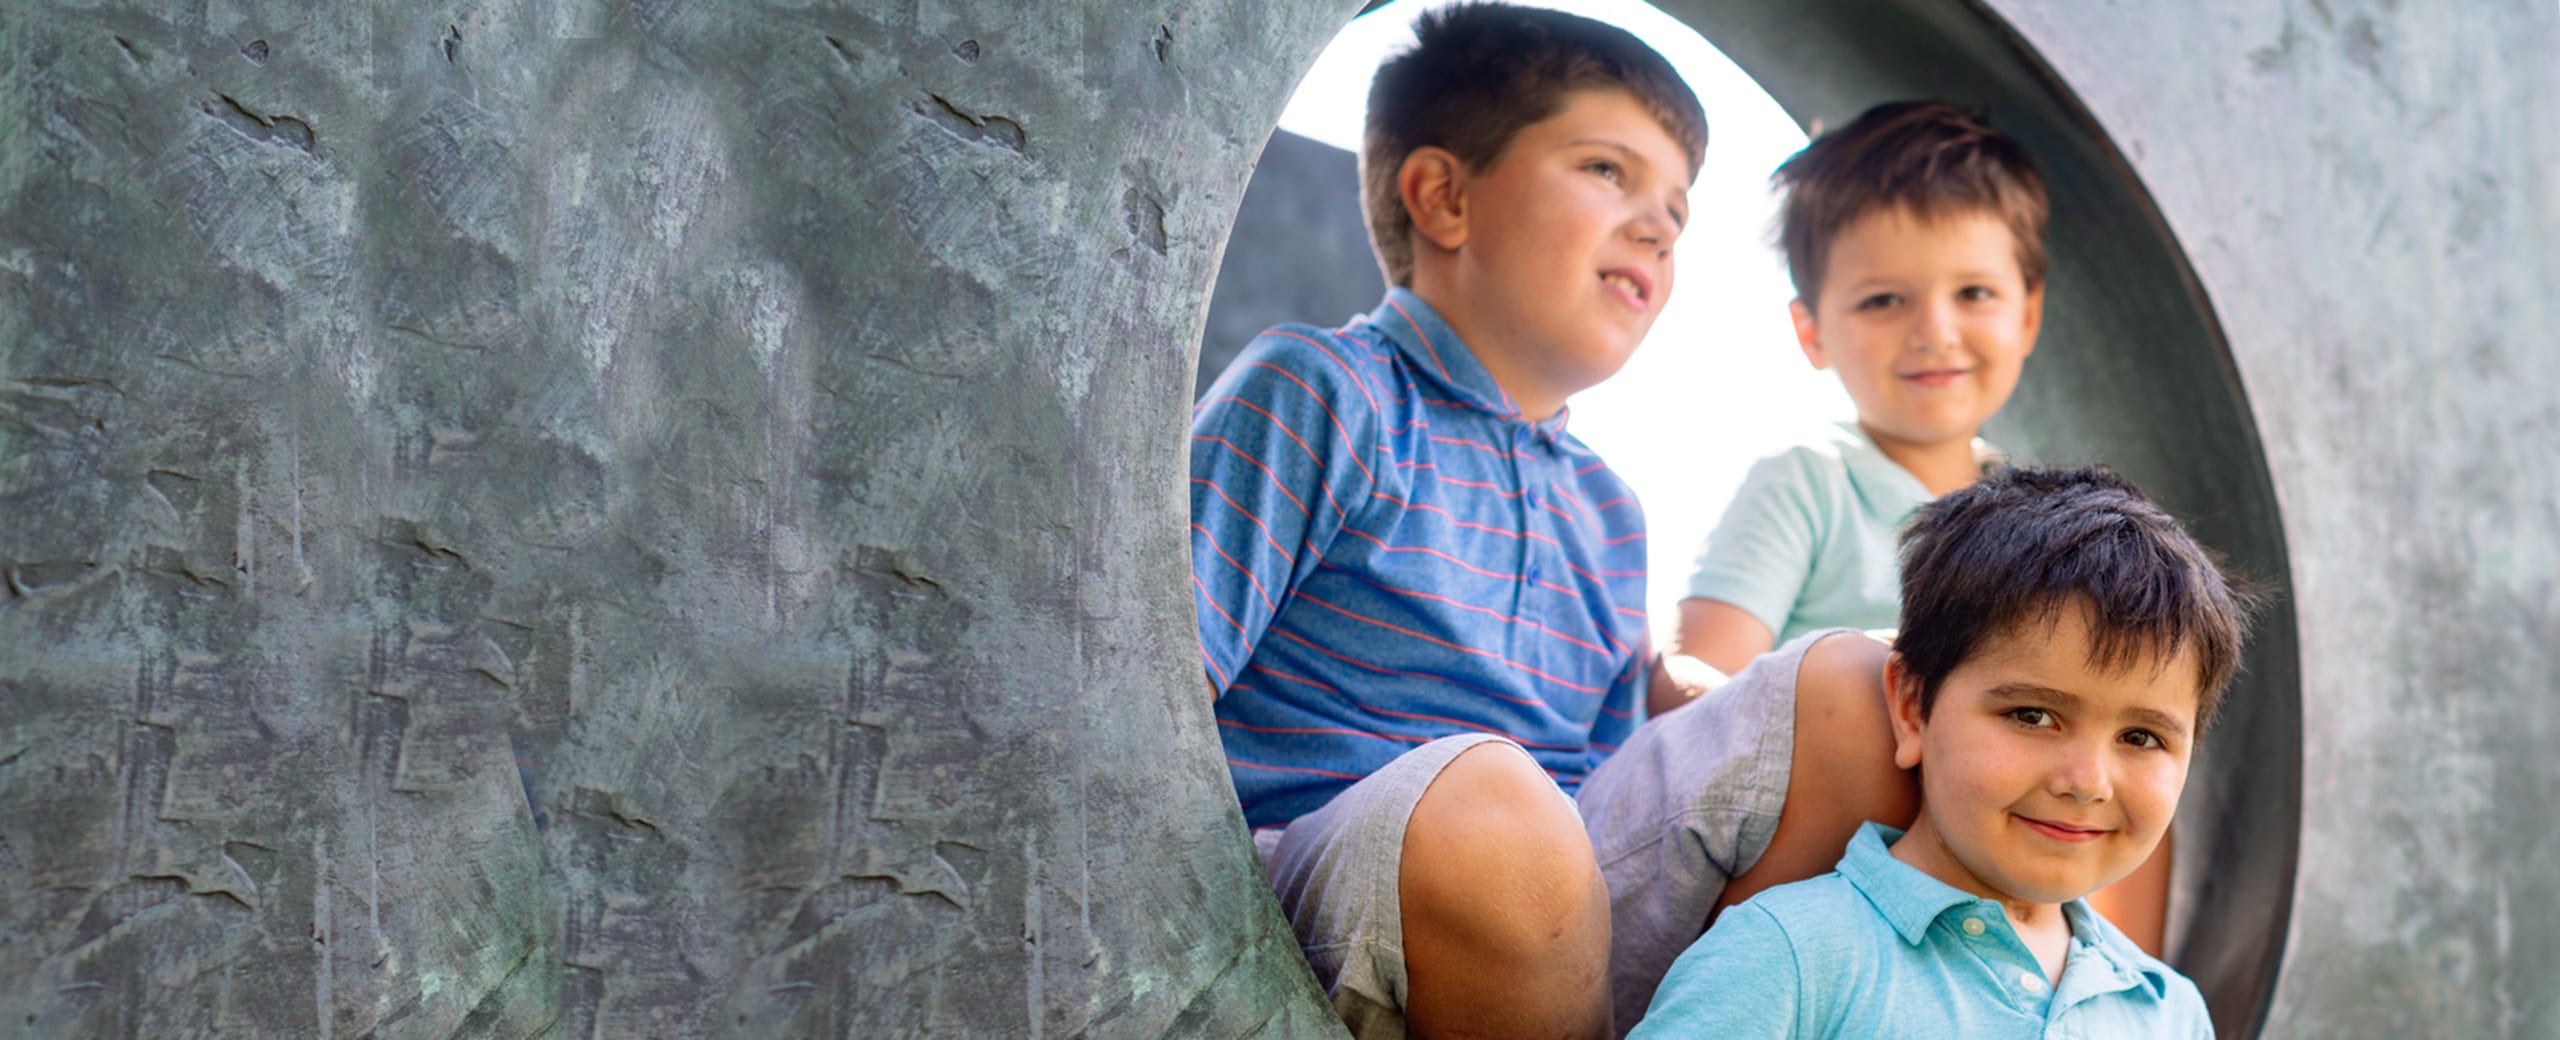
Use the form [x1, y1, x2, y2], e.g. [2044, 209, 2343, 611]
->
[1858, 421, 1983, 497]
[1406, 279, 1571, 421]
[1888, 811, 2073, 977]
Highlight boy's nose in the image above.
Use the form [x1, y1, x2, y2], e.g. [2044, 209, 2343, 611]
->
[2046, 743, 2114, 804]
[1910, 299, 1962, 353]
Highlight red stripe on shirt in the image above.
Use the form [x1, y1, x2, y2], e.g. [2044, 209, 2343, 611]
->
[1193, 522, 1279, 614]
[1295, 591, 1607, 696]
[1318, 561, 1618, 658]
[1270, 629, 1554, 709]
[1265, 329, 1387, 418]
[1228, 758, 1366, 781]
[1218, 718, 1432, 745]
[1202, 396, 1354, 520]
[1192, 478, 1297, 564]
[1235, 358, 1379, 489]
[1193, 435, 1311, 518]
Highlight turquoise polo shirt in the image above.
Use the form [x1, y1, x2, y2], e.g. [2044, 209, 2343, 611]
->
[1683, 423, 1996, 644]
[1631, 823, 2213, 1039]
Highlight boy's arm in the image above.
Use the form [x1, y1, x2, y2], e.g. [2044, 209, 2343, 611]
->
[1625, 903, 1804, 1039]
[1671, 599, 1773, 680]
[1675, 452, 1821, 680]
[1189, 330, 1385, 695]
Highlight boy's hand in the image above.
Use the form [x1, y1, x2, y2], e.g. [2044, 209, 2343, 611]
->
[1646, 652, 1725, 716]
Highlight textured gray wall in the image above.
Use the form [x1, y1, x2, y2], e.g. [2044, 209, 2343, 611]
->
[1, 2, 1349, 1036]
[5, 0, 2554, 1037]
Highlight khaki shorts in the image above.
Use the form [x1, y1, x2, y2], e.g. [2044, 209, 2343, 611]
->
[1250, 733, 1527, 1040]
[1574, 628, 1846, 1033]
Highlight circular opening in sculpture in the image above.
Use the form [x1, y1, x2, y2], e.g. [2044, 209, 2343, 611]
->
[1206, 2, 2301, 1036]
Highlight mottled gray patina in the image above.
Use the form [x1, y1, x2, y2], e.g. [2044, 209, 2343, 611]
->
[2, 3, 1348, 1036]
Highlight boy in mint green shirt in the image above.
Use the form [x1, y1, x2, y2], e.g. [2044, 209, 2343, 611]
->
[1631, 467, 2251, 1039]
[1657, 102, 2041, 704]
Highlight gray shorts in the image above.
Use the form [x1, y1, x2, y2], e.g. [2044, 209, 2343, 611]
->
[1573, 629, 1847, 1033]
[1251, 732, 1523, 1040]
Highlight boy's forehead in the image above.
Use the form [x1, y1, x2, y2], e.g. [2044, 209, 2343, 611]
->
[1514, 87, 1701, 181]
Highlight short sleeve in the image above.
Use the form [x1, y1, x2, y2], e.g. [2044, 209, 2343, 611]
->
[1189, 328, 1387, 694]
[1627, 903, 1803, 1039]
[1684, 449, 1823, 638]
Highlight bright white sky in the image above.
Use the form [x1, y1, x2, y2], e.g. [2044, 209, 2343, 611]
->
[1277, 0, 1854, 638]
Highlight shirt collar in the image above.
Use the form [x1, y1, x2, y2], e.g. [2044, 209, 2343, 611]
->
[1831, 421, 2004, 516]
[1367, 287, 1572, 442]
[1838, 822, 1980, 946]
[1838, 823, 2176, 1000]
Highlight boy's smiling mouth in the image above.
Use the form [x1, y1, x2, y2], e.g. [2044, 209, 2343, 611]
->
[1899, 366, 1973, 388]
[2014, 814, 2111, 844]
[1599, 269, 1652, 308]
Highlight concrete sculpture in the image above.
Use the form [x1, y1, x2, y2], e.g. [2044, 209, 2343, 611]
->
[3, 1, 2551, 1036]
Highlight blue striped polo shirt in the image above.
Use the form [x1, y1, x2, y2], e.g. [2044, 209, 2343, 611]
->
[1191, 287, 1650, 830]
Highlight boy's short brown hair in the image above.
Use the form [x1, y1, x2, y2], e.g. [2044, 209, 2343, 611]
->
[1894, 466, 2262, 729]
[1773, 101, 2048, 306]
[1360, 3, 1707, 287]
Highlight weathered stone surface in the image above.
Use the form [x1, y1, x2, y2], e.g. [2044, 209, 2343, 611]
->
[4, 2, 1349, 1036]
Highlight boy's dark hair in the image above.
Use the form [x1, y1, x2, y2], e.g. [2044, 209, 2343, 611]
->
[1772, 101, 2048, 306]
[1361, 3, 1707, 286]
[1895, 466, 2260, 729]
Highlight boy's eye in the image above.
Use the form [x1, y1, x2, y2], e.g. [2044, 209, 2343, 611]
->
[2005, 707, 2057, 729]
[1957, 285, 1997, 302]
[1856, 293, 1902, 311]
[2121, 729, 2165, 751]
[1585, 160, 1623, 183]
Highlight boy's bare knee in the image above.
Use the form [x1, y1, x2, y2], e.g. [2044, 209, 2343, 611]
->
[1405, 742, 1597, 927]
[1402, 742, 1611, 1036]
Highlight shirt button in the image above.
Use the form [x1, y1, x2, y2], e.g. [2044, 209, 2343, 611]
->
[1524, 486, 1543, 508]
[2017, 971, 2045, 993]
[1961, 918, 1986, 937]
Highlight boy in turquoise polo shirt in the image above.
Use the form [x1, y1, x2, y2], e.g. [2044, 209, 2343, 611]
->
[1629, 466, 2254, 1038]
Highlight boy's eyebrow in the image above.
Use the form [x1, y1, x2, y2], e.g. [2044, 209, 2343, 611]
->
[1981, 682, 2193, 740]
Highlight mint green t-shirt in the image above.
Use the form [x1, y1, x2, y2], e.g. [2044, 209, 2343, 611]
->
[1684, 422, 1996, 645]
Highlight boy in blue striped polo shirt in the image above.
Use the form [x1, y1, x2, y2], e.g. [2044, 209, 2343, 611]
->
[1192, 6, 1922, 1036]
[1629, 467, 2254, 1038]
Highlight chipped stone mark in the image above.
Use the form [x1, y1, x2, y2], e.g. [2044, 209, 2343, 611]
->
[385, 322, 490, 352]
[953, 39, 980, 64]
[198, 93, 317, 154]
[1153, 24, 1172, 64]
[908, 93, 1027, 154]
[442, 24, 461, 64]
[1122, 186, 1168, 255]
[241, 39, 269, 65]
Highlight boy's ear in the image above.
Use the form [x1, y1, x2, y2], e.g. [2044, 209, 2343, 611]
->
[1884, 651, 1926, 770]
[2018, 282, 2046, 356]
[1789, 299, 1829, 370]
[1398, 147, 1469, 253]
